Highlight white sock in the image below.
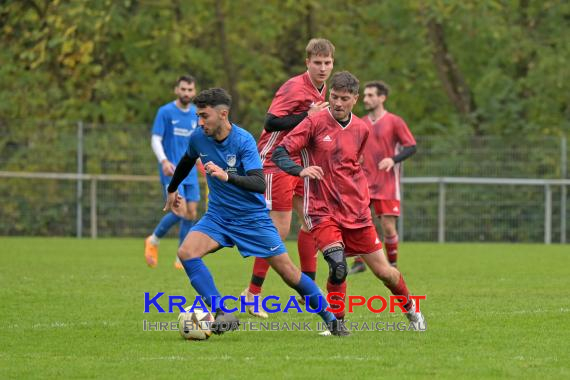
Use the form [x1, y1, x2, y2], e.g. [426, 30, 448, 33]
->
[150, 234, 160, 246]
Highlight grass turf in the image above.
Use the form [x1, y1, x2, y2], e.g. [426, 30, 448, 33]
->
[1, 238, 569, 379]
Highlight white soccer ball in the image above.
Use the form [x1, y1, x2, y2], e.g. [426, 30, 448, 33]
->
[178, 307, 215, 341]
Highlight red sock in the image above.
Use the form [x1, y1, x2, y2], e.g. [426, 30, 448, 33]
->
[354, 256, 364, 264]
[384, 234, 398, 265]
[298, 229, 318, 280]
[248, 257, 270, 294]
[327, 280, 347, 319]
[385, 273, 412, 311]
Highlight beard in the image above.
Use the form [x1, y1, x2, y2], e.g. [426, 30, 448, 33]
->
[178, 96, 192, 106]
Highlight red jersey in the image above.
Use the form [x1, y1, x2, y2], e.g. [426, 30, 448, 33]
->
[281, 109, 373, 230]
[258, 72, 326, 173]
[361, 112, 416, 200]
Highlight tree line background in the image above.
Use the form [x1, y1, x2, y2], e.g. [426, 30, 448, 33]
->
[0, 0, 569, 241]
[1, 0, 568, 137]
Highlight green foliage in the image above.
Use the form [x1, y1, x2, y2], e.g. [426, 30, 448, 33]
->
[1, 0, 569, 136]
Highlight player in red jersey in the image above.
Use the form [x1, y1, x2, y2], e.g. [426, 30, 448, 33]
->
[272, 72, 425, 329]
[241, 39, 334, 318]
[349, 81, 416, 274]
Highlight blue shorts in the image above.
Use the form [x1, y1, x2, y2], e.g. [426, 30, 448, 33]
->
[162, 182, 200, 202]
[192, 212, 286, 258]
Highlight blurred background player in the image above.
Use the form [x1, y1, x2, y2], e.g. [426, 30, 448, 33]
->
[349, 81, 416, 274]
[241, 38, 334, 317]
[272, 72, 425, 329]
[145, 75, 203, 269]
[163, 88, 348, 336]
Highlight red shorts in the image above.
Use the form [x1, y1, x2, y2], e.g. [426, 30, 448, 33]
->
[293, 177, 304, 197]
[311, 220, 383, 257]
[371, 199, 401, 217]
[264, 171, 303, 211]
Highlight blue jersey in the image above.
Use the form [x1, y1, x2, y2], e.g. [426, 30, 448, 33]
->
[186, 124, 268, 219]
[152, 101, 199, 185]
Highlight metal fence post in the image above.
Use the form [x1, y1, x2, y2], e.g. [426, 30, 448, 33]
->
[90, 178, 97, 239]
[438, 179, 446, 243]
[561, 135, 567, 244]
[398, 163, 404, 242]
[76, 121, 84, 238]
[545, 184, 552, 244]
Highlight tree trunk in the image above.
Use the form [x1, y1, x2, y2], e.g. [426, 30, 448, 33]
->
[215, 0, 240, 121]
[424, 15, 482, 135]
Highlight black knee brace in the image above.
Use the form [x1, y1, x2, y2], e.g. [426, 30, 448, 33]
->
[323, 246, 347, 285]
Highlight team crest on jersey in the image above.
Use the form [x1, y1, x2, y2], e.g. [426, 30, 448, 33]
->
[226, 154, 237, 167]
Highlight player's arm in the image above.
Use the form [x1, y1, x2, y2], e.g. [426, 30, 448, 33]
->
[378, 145, 416, 172]
[167, 154, 197, 193]
[264, 112, 307, 132]
[392, 145, 416, 163]
[379, 117, 417, 171]
[204, 162, 265, 194]
[203, 134, 266, 193]
[151, 108, 176, 176]
[272, 146, 323, 180]
[163, 153, 197, 211]
[273, 116, 323, 179]
[264, 102, 329, 132]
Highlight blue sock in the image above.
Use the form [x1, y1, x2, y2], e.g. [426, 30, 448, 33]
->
[295, 273, 335, 323]
[181, 258, 222, 311]
[153, 212, 181, 238]
[179, 219, 195, 247]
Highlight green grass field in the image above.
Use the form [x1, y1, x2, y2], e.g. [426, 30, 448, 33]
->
[1, 238, 569, 379]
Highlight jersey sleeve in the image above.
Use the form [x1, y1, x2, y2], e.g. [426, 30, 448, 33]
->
[267, 80, 303, 117]
[151, 107, 168, 137]
[240, 133, 263, 172]
[280, 116, 313, 155]
[185, 132, 199, 160]
[394, 116, 416, 146]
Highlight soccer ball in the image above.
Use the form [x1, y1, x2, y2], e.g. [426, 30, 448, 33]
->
[178, 307, 215, 340]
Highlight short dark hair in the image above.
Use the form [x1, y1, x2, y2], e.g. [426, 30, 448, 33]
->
[194, 88, 232, 109]
[329, 71, 359, 95]
[365, 81, 390, 97]
[176, 75, 196, 86]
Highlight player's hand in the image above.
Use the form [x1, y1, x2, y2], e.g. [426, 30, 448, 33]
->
[161, 160, 176, 176]
[307, 101, 329, 116]
[378, 158, 395, 172]
[204, 161, 229, 182]
[299, 166, 324, 180]
[163, 191, 182, 211]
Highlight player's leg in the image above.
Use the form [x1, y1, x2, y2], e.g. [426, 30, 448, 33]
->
[233, 215, 348, 336]
[179, 217, 239, 334]
[310, 221, 348, 320]
[266, 253, 347, 336]
[293, 183, 318, 281]
[360, 247, 426, 330]
[348, 256, 366, 275]
[349, 200, 383, 275]
[242, 209, 291, 318]
[243, 172, 294, 318]
[173, 184, 201, 269]
[380, 214, 399, 267]
[145, 183, 181, 267]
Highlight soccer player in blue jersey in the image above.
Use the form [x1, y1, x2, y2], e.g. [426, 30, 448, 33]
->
[163, 88, 348, 336]
[145, 75, 203, 270]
